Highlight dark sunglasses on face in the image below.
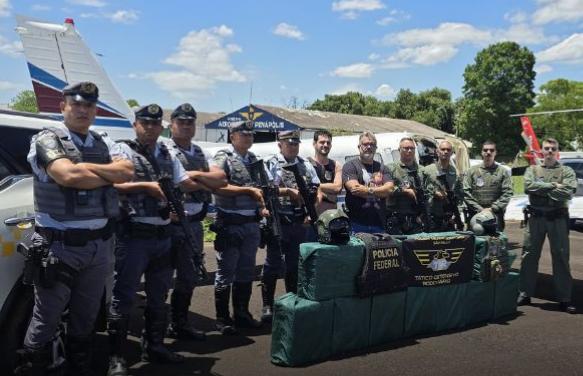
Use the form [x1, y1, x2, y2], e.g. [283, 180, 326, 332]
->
[543, 146, 557, 152]
[440, 148, 452, 152]
[400, 147, 415, 151]
[482, 148, 495, 152]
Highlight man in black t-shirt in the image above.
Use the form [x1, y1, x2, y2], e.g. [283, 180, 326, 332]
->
[342, 131, 394, 233]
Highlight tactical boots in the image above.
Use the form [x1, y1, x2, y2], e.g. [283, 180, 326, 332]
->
[14, 345, 51, 376]
[233, 282, 262, 329]
[169, 289, 206, 340]
[215, 285, 237, 335]
[260, 274, 278, 323]
[559, 301, 577, 314]
[66, 335, 93, 376]
[284, 272, 298, 294]
[516, 292, 531, 306]
[141, 309, 184, 364]
[106, 314, 129, 376]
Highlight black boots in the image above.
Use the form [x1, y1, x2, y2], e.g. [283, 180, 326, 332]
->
[14, 345, 51, 376]
[284, 272, 298, 294]
[106, 314, 129, 376]
[261, 274, 278, 323]
[232, 282, 262, 329]
[141, 309, 184, 364]
[516, 292, 531, 306]
[215, 285, 237, 335]
[559, 301, 576, 314]
[169, 290, 206, 341]
[66, 335, 93, 376]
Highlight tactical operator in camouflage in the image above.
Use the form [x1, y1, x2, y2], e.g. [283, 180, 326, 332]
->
[165, 103, 227, 341]
[386, 137, 430, 234]
[517, 138, 577, 314]
[425, 140, 464, 231]
[212, 121, 269, 334]
[463, 140, 513, 231]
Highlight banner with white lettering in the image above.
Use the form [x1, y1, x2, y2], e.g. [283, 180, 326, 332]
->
[403, 233, 474, 287]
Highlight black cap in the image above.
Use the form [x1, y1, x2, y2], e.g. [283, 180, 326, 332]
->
[135, 104, 163, 120]
[278, 130, 301, 144]
[171, 103, 197, 120]
[228, 120, 254, 134]
[62, 81, 99, 103]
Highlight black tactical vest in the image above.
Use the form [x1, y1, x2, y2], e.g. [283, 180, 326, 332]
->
[169, 141, 212, 205]
[272, 155, 311, 210]
[529, 165, 565, 208]
[309, 157, 336, 183]
[120, 140, 174, 217]
[34, 127, 120, 221]
[355, 232, 408, 297]
[213, 149, 259, 211]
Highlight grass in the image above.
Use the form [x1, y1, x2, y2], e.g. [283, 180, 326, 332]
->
[512, 175, 524, 196]
[202, 217, 216, 242]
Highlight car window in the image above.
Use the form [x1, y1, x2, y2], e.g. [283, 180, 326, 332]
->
[561, 161, 583, 179]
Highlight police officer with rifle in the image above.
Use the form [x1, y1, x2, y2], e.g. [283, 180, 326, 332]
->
[211, 121, 269, 334]
[425, 140, 465, 231]
[107, 104, 203, 376]
[262, 130, 320, 321]
[17, 82, 134, 376]
[164, 103, 226, 341]
[386, 137, 430, 234]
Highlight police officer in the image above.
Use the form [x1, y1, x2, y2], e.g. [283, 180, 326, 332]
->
[425, 140, 464, 231]
[308, 130, 343, 216]
[518, 138, 577, 314]
[463, 140, 513, 231]
[212, 121, 268, 334]
[17, 82, 134, 376]
[165, 103, 226, 341]
[386, 137, 429, 235]
[342, 131, 394, 234]
[107, 104, 202, 375]
[261, 130, 320, 322]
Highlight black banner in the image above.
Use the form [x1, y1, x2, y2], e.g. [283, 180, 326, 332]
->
[403, 234, 475, 287]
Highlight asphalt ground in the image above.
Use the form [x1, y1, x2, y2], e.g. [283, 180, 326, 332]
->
[93, 221, 583, 376]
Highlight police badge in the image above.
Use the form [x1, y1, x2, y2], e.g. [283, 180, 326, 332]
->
[148, 104, 160, 115]
[181, 103, 192, 112]
[476, 176, 484, 187]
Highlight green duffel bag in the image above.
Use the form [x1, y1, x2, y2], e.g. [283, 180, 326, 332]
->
[369, 291, 406, 346]
[271, 293, 334, 366]
[474, 233, 510, 282]
[332, 296, 371, 354]
[465, 280, 495, 325]
[298, 237, 365, 301]
[493, 271, 520, 319]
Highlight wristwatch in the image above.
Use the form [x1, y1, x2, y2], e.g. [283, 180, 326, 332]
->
[368, 187, 374, 196]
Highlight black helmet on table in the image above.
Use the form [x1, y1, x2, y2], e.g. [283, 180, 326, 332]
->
[317, 208, 351, 244]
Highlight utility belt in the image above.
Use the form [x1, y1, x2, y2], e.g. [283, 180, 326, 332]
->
[35, 219, 115, 247]
[280, 207, 306, 225]
[386, 212, 422, 235]
[526, 206, 569, 220]
[172, 212, 206, 224]
[216, 212, 259, 226]
[123, 222, 172, 239]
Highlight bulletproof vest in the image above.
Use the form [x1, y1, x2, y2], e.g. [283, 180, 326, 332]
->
[471, 165, 504, 207]
[355, 233, 408, 297]
[213, 149, 259, 211]
[387, 162, 422, 214]
[120, 140, 174, 218]
[427, 163, 459, 216]
[309, 157, 336, 183]
[529, 165, 565, 208]
[275, 156, 311, 210]
[172, 142, 212, 205]
[33, 127, 120, 221]
[480, 236, 509, 282]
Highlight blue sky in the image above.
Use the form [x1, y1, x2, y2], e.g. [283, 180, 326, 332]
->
[1, 0, 583, 113]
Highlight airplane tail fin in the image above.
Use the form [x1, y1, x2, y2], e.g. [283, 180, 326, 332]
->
[15, 15, 134, 131]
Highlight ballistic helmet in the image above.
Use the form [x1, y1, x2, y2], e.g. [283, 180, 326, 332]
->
[470, 210, 498, 236]
[317, 208, 351, 244]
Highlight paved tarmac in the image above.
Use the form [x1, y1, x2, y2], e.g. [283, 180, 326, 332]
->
[95, 221, 583, 376]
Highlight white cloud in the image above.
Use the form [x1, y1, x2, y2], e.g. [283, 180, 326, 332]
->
[330, 83, 365, 95]
[66, 0, 106, 7]
[107, 10, 139, 24]
[0, 0, 11, 17]
[536, 33, 583, 63]
[383, 22, 492, 47]
[0, 36, 22, 58]
[495, 23, 553, 45]
[504, 10, 528, 24]
[368, 53, 380, 61]
[331, 63, 374, 78]
[535, 64, 553, 74]
[332, 0, 385, 19]
[374, 83, 395, 98]
[376, 9, 410, 26]
[533, 0, 583, 25]
[280, 85, 287, 90]
[0, 80, 20, 91]
[31, 4, 51, 11]
[147, 25, 246, 96]
[273, 22, 305, 40]
[383, 45, 458, 66]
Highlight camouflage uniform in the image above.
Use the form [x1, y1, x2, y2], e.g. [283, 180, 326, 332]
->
[463, 163, 513, 231]
[424, 163, 464, 232]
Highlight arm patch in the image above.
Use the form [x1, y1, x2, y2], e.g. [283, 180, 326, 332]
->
[35, 132, 68, 168]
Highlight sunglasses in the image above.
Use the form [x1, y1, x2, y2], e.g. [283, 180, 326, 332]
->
[482, 148, 496, 152]
[543, 146, 557, 152]
[400, 147, 415, 151]
[360, 143, 377, 148]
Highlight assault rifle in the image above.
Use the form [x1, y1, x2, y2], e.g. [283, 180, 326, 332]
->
[158, 177, 208, 282]
[248, 160, 283, 249]
[408, 170, 432, 232]
[282, 162, 319, 231]
[436, 173, 464, 231]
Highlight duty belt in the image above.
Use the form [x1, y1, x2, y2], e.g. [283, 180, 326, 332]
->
[217, 212, 259, 225]
[36, 219, 115, 247]
[127, 222, 171, 239]
[527, 206, 569, 220]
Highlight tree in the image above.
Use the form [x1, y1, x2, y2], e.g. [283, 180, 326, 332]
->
[527, 79, 583, 150]
[10, 90, 38, 113]
[126, 98, 139, 108]
[456, 42, 536, 158]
